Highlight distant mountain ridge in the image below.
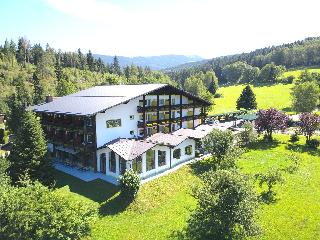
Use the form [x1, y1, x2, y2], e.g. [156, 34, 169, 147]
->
[93, 54, 204, 70]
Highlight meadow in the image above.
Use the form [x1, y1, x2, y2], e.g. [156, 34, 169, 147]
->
[211, 84, 293, 114]
[54, 135, 320, 240]
[281, 67, 320, 79]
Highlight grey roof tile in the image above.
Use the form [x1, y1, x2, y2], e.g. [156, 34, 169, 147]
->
[30, 84, 166, 116]
[106, 138, 156, 161]
[145, 132, 188, 147]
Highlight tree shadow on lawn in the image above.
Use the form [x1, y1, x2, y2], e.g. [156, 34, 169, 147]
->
[286, 143, 320, 157]
[281, 106, 293, 112]
[190, 157, 215, 177]
[247, 139, 281, 151]
[99, 194, 133, 216]
[259, 191, 278, 204]
[54, 170, 119, 203]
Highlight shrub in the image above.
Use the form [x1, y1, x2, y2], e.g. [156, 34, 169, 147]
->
[184, 169, 260, 240]
[289, 131, 299, 143]
[286, 75, 295, 84]
[213, 92, 223, 98]
[119, 169, 141, 200]
[255, 167, 284, 197]
[306, 139, 320, 149]
[203, 129, 234, 160]
[0, 178, 98, 240]
[286, 152, 302, 173]
[237, 122, 258, 146]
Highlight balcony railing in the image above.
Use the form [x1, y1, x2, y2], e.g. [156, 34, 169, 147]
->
[137, 113, 206, 128]
[137, 103, 203, 113]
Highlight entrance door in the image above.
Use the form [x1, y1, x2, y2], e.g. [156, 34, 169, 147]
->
[100, 153, 106, 173]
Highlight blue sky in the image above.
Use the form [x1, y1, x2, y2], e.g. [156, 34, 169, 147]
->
[1, 0, 320, 58]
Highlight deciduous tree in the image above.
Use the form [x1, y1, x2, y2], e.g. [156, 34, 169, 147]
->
[298, 112, 320, 141]
[184, 170, 260, 240]
[255, 108, 288, 141]
[291, 81, 320, 112]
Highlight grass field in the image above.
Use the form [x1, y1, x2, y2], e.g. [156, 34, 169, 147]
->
[54, 135, 320, 240]
[281, 67, 320, 79]
[211, 84, 293, 114]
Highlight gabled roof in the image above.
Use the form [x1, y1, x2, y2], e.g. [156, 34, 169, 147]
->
[30, 84, 211, 116]
[31, 84, 166, 116]
[172, 124, 216, 139]
[104, 138, 156, 161]
[145, 132, 188, 147]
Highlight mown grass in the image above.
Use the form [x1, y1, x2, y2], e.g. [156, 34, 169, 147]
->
[53, 135, 320, 240]
[281, 67, 320, 79]
[211, 84, 293, 114]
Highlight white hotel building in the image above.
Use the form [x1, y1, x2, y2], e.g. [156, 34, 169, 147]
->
[31, 84, 213, 184]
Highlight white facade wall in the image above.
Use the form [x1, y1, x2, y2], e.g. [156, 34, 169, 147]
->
[171, 138, 195, 167]
[96, 138, 196, 181]
[96, 98, 140, 148]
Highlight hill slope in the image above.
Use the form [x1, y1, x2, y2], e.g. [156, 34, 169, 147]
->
[168, 37, 320, 72]
[93, 54, 204, 70]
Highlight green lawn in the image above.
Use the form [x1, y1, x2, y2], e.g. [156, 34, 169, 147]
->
[281, 67, 320, 79]
[211, 84, 293, 114]
[54, 135, 320, 240]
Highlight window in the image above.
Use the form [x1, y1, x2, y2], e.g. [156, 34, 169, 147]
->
[86, 118, 93, 126]
[130, 130, 134, 135]
[146, 99, 151, 106]
[132, 156, 142, 174]
[159, 99, 165, 106]
[159, 112, 165, 120]
[130, 115, 134, 120]
[171, 111, 176, 119]
[87, 134, 93, 143]
[139, 129, 144, 136]
[106, 119, 121, 128]
[171, 98, 176, 105]
[185, 145, 193, 155]
[173, 148, 181, 159]
[146, 150, 155, 171]
[158, 150, 166, 167]
[119, 157, 126, 175]
[147, 114, 152, 121]
[99, 153, 106, 173]
[109, 151, 116, 173]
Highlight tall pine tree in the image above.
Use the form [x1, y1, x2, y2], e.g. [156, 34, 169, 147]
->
[32, 72, 45, 104]
[236, 85, 257, 110]
[111, 55, 122, 75]
[8, 111, 54, 186]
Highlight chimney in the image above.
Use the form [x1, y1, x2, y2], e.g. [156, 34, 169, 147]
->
[46, 96, 54, 103]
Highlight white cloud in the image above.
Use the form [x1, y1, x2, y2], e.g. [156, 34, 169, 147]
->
[45, 0, 320, 58]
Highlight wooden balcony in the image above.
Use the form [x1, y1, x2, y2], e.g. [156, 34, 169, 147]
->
[137, 113, 205, 128]
[137, 103, 204, 113]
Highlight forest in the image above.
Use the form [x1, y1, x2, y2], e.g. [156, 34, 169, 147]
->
[167, 37, 320, 86]
[0, 37, 175, 116]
